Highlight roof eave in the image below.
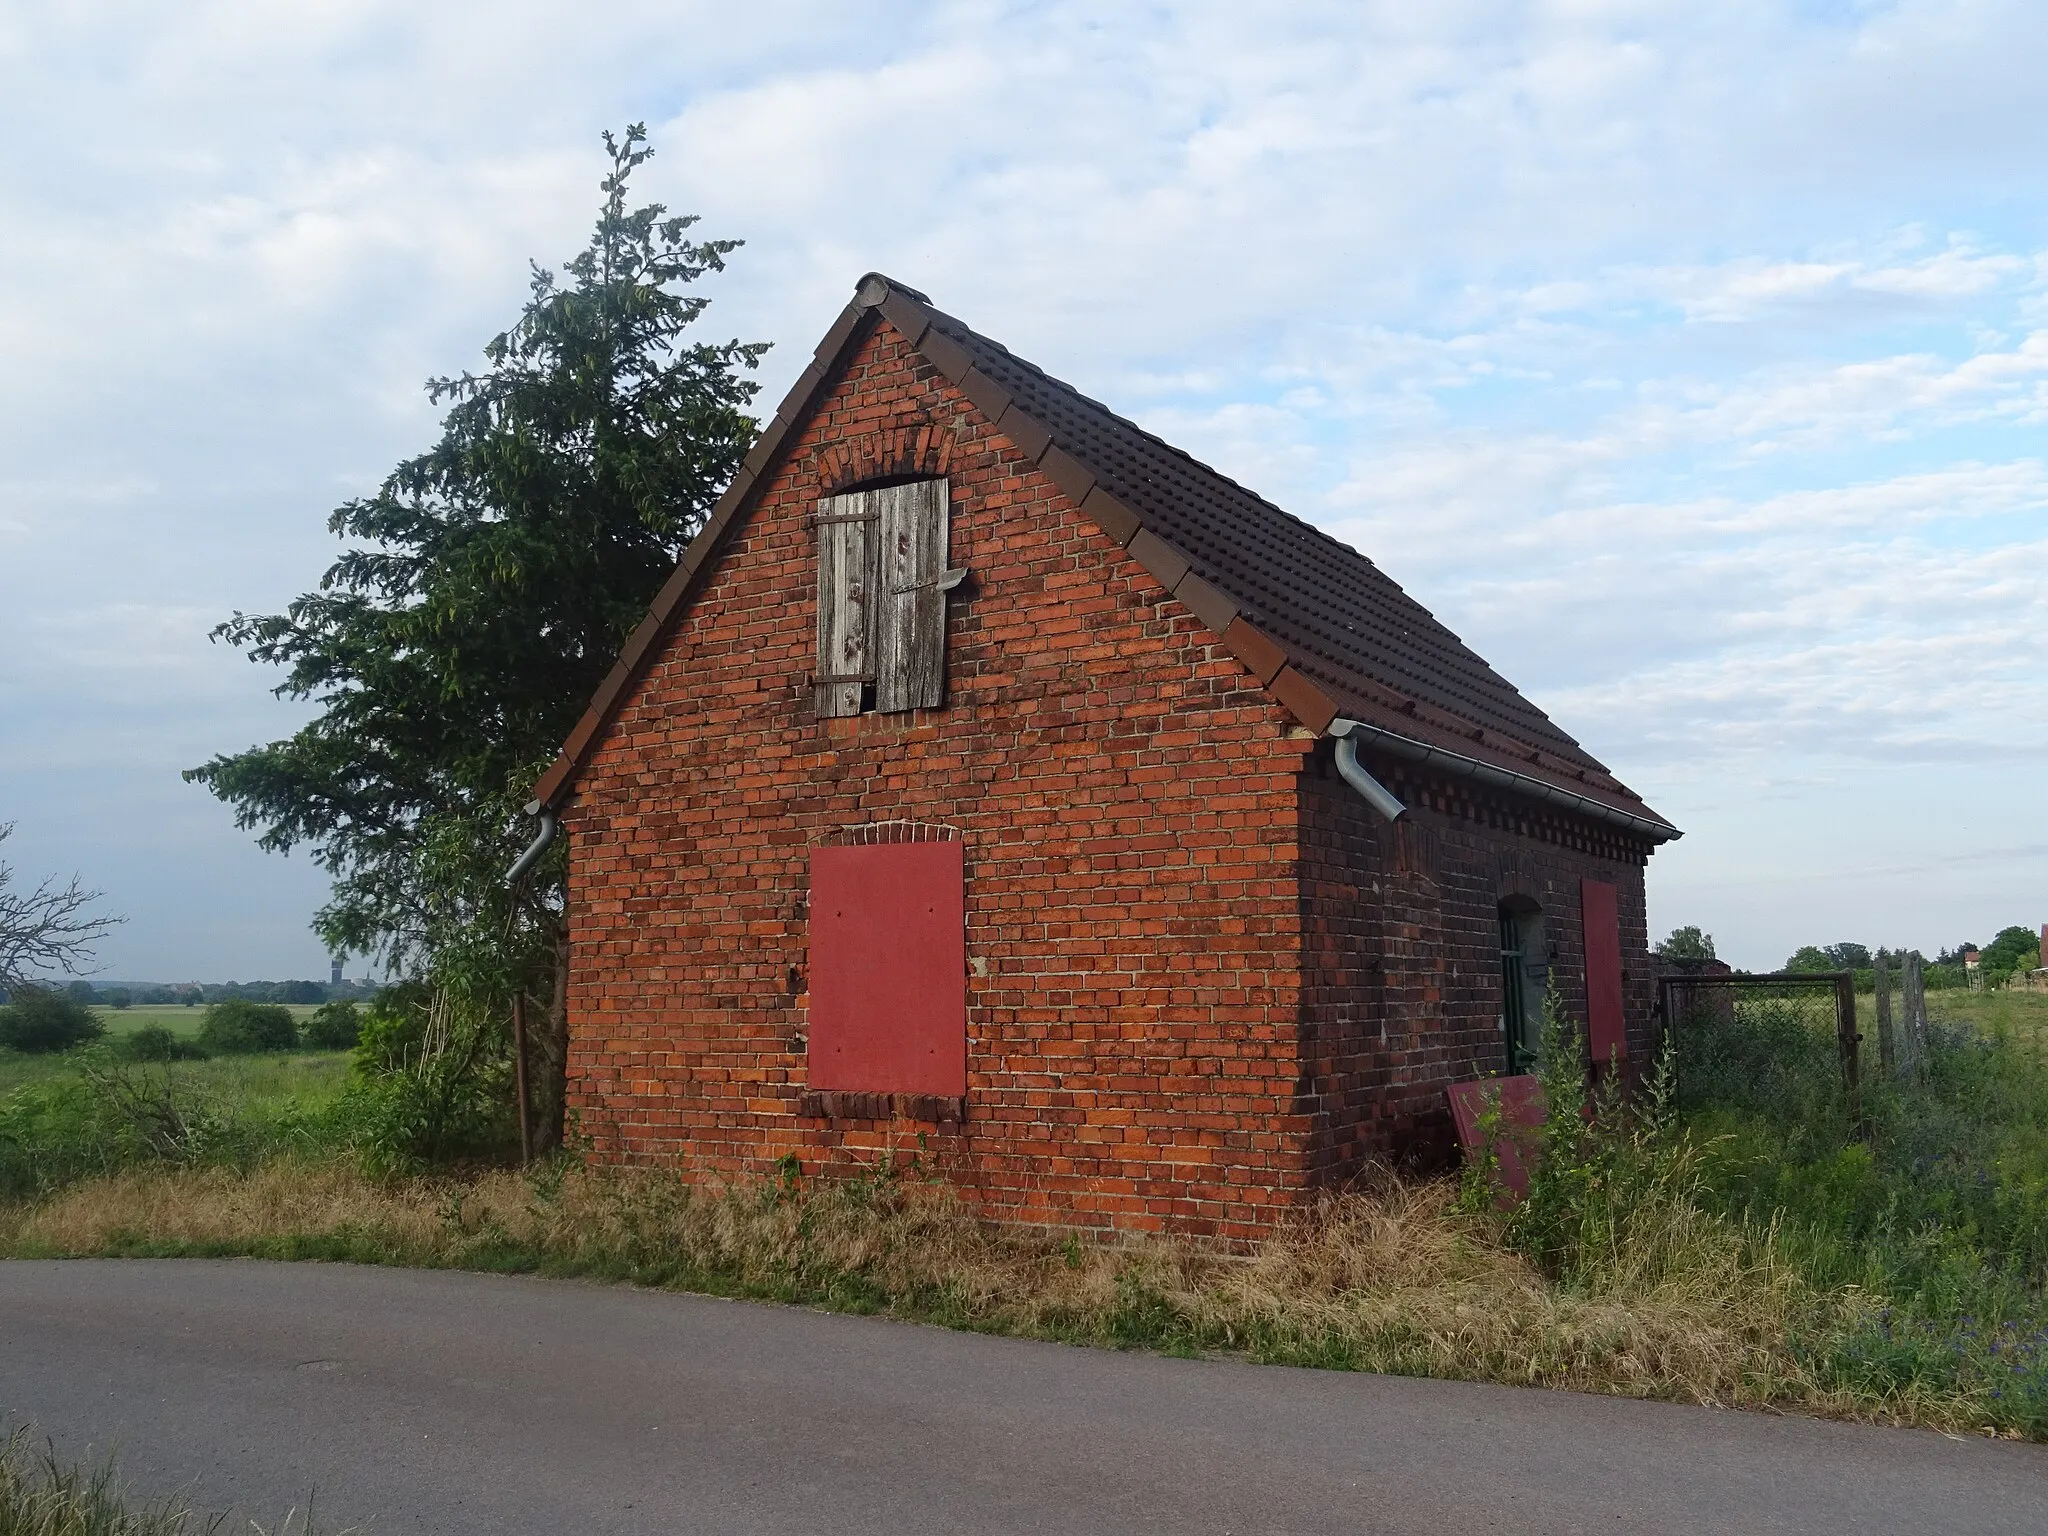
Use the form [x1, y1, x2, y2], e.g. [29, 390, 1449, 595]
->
[1329, 717, 1681, 844]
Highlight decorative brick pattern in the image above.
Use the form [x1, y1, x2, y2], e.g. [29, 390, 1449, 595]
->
[560, 319, 1662, 1241]
[822, 820, 961, 846]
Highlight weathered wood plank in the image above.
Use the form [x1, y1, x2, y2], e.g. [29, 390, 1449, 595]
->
[1900, 950, 1928, 1078]
[875, 478, 951, 712]
[1873, 952, 1895, 1075]
[814, 490, 876, 717]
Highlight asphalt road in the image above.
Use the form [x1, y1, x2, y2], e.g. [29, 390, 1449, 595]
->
[1, 1260, 2043, 1534]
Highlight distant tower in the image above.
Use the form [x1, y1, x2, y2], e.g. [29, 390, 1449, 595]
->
[330, 956, 344, 987]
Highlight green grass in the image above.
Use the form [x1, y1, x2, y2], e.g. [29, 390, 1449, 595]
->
[0, 1046, 348, 1101]
[0, 1005, 341, 1099]
[0, 1049, 354, 1202]
[1927, 987, 2048, 1047]
[1673, 986, 2048, 1434]
[83, 1004, 321, 1040]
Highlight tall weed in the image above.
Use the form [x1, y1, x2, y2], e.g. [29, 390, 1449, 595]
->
[337, 983, 515, 1176]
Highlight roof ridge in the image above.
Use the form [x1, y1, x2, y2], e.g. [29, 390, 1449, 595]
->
[913, 292, 1596, 763]
[921, 303, 1381, 572]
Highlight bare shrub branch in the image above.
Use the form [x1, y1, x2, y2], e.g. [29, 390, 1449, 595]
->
[0, 823, 123, 991]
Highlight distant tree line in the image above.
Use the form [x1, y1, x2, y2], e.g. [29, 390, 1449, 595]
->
[0, 977, 380, 1008]
[1, 989, 366, 1057]
[1656, 924, 2042, 990]
[1783, 927, 2040, 989]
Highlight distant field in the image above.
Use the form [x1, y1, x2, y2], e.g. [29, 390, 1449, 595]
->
[86, 1003, 322, 1038]
[1927, 987, 2048, 1050]
[0, 1004, 344, 1101]
[0, 1044, 351, 1104]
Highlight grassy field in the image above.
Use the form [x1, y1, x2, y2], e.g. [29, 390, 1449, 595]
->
[0, 1004, 344, 1104]
[0, 1003, 356, 1200]
[1672, 983, 2048, 1436]
[84, 1003, 321, 1038]
[0, 1048, 350, 1105]
[1927, 987, 2048, 1039]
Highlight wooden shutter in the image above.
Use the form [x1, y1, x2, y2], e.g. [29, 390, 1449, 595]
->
[814, 491, 878, 717]
[874, 478, 953, 713]
[1581, 878, 1626, 1064]
[808, 840, 967, 1096]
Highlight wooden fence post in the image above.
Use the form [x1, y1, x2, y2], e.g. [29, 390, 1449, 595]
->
[1901, 952, 1927, 1078]
[511, 990, 532, 1166]
[1913, 955, 1932, 1064]
[1873, 953, 1895, 1075]
[1834, 972, 1862, 1128]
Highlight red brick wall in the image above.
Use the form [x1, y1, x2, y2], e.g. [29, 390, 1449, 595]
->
[562, 319, 1314, 1240]
[1297, 744, 1656, 1180]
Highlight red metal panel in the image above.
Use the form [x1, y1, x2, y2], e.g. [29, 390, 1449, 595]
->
[1581, 877, 1626, 1064]
[1448, 1076, 1543, 1203]
[809, 841, 966, 1096]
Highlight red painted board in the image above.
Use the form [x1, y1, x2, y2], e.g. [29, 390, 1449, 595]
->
[1582, 877, 1626, 1064]
[1448, 1075, 1544, 1203]
[809, 841, 966, 1096]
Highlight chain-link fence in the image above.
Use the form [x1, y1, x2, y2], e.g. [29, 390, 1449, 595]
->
[1658, 973, 1861, 1137]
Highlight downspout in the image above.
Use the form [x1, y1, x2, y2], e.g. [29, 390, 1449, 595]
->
[504, 798, 558, 1169]
[1330, 729, 1407, 823]
[506, 799, 559, 888]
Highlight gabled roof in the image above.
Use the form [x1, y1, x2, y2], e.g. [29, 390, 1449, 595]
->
[533, 274, 1676, 843]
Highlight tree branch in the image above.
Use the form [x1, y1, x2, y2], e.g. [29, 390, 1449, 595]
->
[0, 824, 124, 992]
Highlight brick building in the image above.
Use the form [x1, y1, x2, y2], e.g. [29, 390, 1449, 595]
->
[530, 274, 1680, 1240]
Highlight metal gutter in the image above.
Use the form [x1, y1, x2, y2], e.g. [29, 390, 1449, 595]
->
[1327, 718, 1682, 845]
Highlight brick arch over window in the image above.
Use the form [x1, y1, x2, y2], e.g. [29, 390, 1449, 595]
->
[812, 423, 958, 496]
[814, 819, 963, 847]
[1494, 868, 1546, 904]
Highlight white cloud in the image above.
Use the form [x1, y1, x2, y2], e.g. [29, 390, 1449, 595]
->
[2, 0, 2046, 973]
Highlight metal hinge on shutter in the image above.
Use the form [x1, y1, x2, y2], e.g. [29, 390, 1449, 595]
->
[892, 568, 969, 596]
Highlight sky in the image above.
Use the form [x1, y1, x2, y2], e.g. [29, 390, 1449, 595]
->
[1, 0, 2044, 980]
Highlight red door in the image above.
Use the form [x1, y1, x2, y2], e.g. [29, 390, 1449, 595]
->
[1581, 878, 1626, 1065]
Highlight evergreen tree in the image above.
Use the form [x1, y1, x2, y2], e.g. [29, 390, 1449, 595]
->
[188, 127, 765, 1149]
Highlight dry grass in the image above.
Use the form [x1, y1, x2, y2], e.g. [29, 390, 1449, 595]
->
[0, 1423, 322, 1535]
[0, 1156, 1985, 1432]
